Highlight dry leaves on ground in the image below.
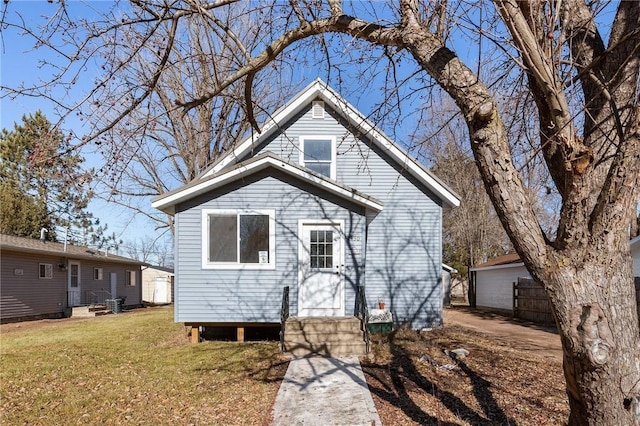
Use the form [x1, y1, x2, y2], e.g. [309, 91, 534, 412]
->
[361, 326, 568, 425]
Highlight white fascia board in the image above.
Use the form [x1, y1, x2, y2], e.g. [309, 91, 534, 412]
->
[203, 79, 460, 208]
[631, 235, 640, 249]
[319, 88, 461, 208]
[470, 262, 525, 272]
[152, 155, 383, 214]
[442, 263, 458, 273]
[205, 83, 324, 178]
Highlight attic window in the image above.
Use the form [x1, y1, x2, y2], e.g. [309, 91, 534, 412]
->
[300, 136, 336, 179]
[312, 101, 325, 119]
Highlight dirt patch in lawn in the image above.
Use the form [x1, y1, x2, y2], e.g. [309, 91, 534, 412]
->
[361, 326, 568, 425]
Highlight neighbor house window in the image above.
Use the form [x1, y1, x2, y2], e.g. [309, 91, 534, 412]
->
[94, 268, 103, 280]
[126, 270, 136, 286]
[202, 209, 275, 269]
[39, 263, 53, 279]
[299, 136, 335, 179]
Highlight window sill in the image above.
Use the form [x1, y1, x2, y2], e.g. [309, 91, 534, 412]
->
[202, 263, 276, 271]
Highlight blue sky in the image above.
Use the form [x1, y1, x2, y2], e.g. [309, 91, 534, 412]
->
[0, 1, 432, 249]
[1, 1, 623, 252]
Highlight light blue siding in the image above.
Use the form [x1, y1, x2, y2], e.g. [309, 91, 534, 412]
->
[174, 170, 365, 323]
[248, 103, 444, 328]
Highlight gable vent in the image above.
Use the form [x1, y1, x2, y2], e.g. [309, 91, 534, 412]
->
[312, 101, 325, 119]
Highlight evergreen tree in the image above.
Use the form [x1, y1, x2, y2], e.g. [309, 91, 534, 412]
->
[0, 111, 96, 243]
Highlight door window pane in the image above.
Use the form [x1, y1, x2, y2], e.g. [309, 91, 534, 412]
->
[70, 264, 79, 287]
[310, 230, 333, 269]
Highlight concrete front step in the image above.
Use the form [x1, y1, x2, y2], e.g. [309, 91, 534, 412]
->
[70, 305, 112, 318]
[283, 317, 367, 357]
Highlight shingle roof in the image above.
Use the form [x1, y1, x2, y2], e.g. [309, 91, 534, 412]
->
[153, 79, 460, 214]
[471, 252, 522, 270]
[152, 151, 384, 215]
[0, 233, 145, 265]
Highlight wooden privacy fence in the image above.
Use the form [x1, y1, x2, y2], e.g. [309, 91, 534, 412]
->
[513, 278, 555, 325]
[513, 277, 640, 326]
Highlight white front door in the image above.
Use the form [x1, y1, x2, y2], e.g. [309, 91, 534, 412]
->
[110, 272, 117, 298]
[298, 222, 344, 317]
[68, 261, 81, 306]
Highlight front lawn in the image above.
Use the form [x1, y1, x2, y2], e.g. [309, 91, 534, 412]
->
[0, 307, 287, 425]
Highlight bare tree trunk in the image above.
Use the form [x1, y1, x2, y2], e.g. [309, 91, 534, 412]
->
[543, 250, 640, 425]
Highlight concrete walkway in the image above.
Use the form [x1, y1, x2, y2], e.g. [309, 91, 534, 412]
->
[270, 356, 382, 426]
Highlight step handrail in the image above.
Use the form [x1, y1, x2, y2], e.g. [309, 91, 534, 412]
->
[280, 286, 290, 352]
[355, 285, 370, 353]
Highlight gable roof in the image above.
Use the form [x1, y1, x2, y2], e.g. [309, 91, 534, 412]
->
[470, 253, 523, 272]
[0, 233, 145, 265]
[164, 79, 459, 210]
[152, 151, 384, 215]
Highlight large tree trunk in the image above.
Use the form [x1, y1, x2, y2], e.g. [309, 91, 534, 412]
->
[542, 247, 640, 425]
[400, 18, 640, 424]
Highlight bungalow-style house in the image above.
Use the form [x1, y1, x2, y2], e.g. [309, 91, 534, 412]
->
[152, 79, 460, 349]
[142, 265, 174, 304]
[1, 233, 144, 323]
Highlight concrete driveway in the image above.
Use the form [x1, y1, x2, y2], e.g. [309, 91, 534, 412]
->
[443, 306, 563, 362]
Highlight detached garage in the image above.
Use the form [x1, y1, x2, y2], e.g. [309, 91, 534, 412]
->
[471, 239, 640, 317]
[469, 253, 530, 314]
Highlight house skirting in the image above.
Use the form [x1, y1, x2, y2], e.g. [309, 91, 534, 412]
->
[185, 322, 280, 344]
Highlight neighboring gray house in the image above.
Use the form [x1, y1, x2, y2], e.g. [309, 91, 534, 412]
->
[1, 233, 144, 322]
[152, 79, 460, 335]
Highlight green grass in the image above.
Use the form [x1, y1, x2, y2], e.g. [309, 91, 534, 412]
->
[0, 307, 288, 425]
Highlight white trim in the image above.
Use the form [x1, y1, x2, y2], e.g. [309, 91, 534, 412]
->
[196, 79, 459, 208]
[153, 155, 383, 214]
[631, 234, 640, 249]
[201, 209, 276, 270]
[299, 136, 336, 180]
[470, 262, 525, 272]
[297, 219, 345, 317]
[442, 263, 458, 273]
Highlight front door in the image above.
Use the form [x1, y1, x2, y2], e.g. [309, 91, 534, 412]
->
[68, 261, 81, 306]
[110, 272, 117, 299]
[298, 222, 344, 317]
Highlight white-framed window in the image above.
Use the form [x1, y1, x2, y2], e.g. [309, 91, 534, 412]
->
[39, 263, 53, 279]
[299, 136, 336, 179]
[94, 268, 103, 280]
[201, 209, 276, 269]
[126, 270, 136, 286]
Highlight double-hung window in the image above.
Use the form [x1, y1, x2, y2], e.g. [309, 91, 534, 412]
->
[202, 209, 275, 269]
[300, 136, 336, 179]
[39, 263, 53, 279]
